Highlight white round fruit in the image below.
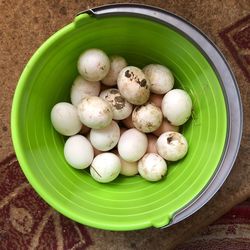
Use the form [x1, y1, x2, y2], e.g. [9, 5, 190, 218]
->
[89, 121, 120, 151]
[118, 128, 148, 162]
[143, 64, 174, 94]
[156, 132, 188, 161]
[77, 48, 110, 81]
[70, 75, 100, 106]
[117, 66, 150, 105]
[77, 96, 113, 129]
[162, 89, 192, 126]
[132, 103, 163, 133]
[90, 153, 121, 183]
[51, 102, 82, 136]
[64, 135, 94, 169]
[138, 153, 167, 181]
[102, 55, 127, 86]
[99, 88, 133, 120]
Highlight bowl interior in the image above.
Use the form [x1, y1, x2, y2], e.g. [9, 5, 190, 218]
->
[12, 13, 228, 230]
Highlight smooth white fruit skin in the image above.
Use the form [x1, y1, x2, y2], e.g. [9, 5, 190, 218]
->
[86, 133, 103, 156]
[90, 121, 120, 151]
[70, 75, 100, 106]
[99, 88, 133, 120]
[161, 89, 192, 126]
[102, 55, 127, 86]
[51, 102, 82, 136]
[118, 128, 148, 162]
[77, 49, 110, 81]
[120, 158, 138, 176]
[117, 66, 150, 105]
[90, 153, 121, 183]
[156, 132, 188, 161]
[138, 153, 167, 181]
[132, 103, 163, 133]
[143, 64, 174, 94]
[64, 135, 94, 169]
[77, 96, 113, 129]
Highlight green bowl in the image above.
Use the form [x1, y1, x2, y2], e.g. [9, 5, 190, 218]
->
[11, 4, 242, 231]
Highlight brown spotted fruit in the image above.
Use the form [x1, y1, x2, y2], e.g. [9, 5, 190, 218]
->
[99, 88, 132, 120]
[117, 66, 150, 105]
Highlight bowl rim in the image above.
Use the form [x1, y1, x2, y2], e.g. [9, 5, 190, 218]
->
[11, 3, 243, 230]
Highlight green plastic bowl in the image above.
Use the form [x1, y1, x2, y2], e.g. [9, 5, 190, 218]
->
[11, 4, 242, 231]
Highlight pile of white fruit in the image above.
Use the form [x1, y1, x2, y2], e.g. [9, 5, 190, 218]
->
[51, 49, 192, 183]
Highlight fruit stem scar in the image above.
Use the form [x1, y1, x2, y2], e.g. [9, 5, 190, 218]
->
[125, 70, 131, 78]
[167, 136, 173, 144]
